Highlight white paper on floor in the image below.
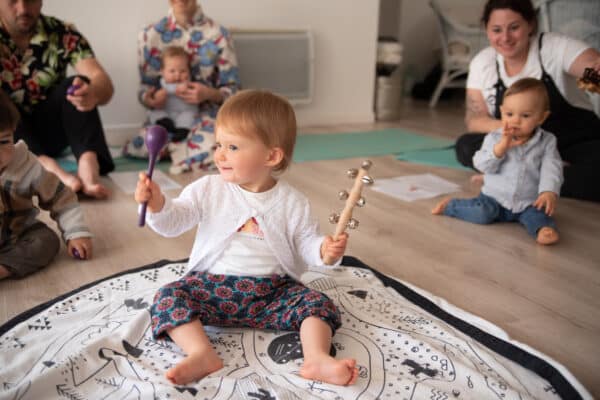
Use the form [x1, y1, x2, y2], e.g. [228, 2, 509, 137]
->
[371, 173, 461, 202]
[109, 170, 181, 194]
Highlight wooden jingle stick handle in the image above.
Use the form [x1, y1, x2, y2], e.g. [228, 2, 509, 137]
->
[323, 167, 368, 265]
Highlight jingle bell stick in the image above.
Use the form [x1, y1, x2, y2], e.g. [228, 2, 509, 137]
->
[323, 160, 374, 265]
[332, 167, 368, 240]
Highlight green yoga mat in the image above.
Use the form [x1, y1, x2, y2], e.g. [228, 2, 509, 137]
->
[396, 147, 471, 170]
[293, 129, 453, 162]
[58, 153, 170, 174]
[57, 129, 458, 173]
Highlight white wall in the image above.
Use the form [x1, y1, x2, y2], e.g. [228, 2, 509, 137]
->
[43, 1, 379, 143]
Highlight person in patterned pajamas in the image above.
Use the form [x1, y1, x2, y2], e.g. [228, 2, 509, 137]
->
[135, 90, 359, 387]
[124, 0, 240, 174]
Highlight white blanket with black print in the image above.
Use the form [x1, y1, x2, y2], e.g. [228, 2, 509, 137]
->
[0, 257, 591, 399]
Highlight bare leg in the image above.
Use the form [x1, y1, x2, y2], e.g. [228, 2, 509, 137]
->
[0, 265, 11, 280]
[37, 155, 82, 193]
[299, 316, 358, 386]
[431, 197, 452, 215]
[537, 227, 559, 245]
[165, 320, 223, 385]
[77, 151, 111, 199]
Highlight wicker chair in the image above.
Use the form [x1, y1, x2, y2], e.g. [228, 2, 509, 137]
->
[428, 0, 487, 107]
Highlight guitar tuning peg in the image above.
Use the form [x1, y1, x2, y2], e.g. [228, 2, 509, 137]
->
[361, 175, 374, 185]
[328, 213, 340, 224]
[347, 168, 358, 179]
[361, 160, 372, 170]
[347, 218, 359, 229]
[356, 197, 366, 207]
[338, 190, 349, 200]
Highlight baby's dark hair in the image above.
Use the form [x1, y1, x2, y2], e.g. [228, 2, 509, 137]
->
[482, 0, 537, 32]
[160, 46, 190, 68]
[0, 90, 19, 131]
[503, 78, 550, 111]
[216, 90, 296, 172]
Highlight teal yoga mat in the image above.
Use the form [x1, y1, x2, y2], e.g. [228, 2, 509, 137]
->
[396, 147, 471, 170]
[58, 152, 170, 174]
[293, 129, 453, 162]
[57, 129, 457, 172]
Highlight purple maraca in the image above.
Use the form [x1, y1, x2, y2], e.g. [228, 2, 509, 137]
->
[67, 84, 80, 95]
[138, 125, 169, 227]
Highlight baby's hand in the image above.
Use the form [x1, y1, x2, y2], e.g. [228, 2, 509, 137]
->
[320, 232, 349, 265]
[144, 87, 167, 109]
[175, 82, 191, 93]
[68, 237, 93, 260]
[533, 191, 557, 216]
[134, 172, 165, 213]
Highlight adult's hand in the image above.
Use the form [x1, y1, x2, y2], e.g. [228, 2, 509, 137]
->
[71, 57, 114, 109]
[66, 76, 99, 112]
[176, 81, 223, 105]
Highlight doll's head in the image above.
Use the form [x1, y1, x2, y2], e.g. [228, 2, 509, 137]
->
[500, 78, 550, 144]
[215, 90, 296, 173]
[160, 46, 191, 84]
[0, 90, 19, 171]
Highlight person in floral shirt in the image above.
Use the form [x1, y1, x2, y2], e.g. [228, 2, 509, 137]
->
[124, 0, 240, 174]
[0, 0, 114, 198]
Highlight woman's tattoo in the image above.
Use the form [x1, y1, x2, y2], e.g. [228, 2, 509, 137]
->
[466, 94, 484, 118]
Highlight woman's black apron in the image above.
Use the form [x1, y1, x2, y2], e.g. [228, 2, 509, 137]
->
[457, 33, 600, 201]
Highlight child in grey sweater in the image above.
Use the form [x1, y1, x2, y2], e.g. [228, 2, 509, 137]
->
[0, 90, 93, 279]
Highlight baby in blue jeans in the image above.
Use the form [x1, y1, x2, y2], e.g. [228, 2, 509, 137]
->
[432, 78, 563, 245]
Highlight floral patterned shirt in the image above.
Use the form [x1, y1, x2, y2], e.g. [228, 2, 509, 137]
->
[138, 6, 240, 107]
[0, 14, 94, 113]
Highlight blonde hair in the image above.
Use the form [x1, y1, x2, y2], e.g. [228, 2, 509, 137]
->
[216, 90, 297, 172]
[503, 78, 550, 111]
[160, 46, 190, 68]
[0, 90, 19, 131]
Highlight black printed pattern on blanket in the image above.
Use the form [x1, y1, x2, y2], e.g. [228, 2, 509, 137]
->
[0, 260, 571, 399]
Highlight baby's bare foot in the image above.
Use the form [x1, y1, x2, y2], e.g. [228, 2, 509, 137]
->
[300, 356, 358, 386]
[537, 227, 559, 245]
[81, 182, 111, 199]
[470, 174, 484, 186]
[166, 351, 223, 385]
[431, 198, 451, 215]
[0, 265, 12, 280]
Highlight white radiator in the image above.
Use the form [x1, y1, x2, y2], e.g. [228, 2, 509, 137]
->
[231, 29, 314, 104]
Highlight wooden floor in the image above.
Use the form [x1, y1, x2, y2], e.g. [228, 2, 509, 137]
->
[1, 98, 599, 397]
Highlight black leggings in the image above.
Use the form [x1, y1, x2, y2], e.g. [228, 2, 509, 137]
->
[455, 133, 600, 202]
[14, 76, 114, 175]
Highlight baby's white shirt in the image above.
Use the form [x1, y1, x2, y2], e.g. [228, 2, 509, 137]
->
[208, 187, 285, 276]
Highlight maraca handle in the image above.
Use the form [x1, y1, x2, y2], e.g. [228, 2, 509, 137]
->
[138, 155, 157, 227]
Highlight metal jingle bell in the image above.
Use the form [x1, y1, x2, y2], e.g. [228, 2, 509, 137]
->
[338, 190, 349, 200]
[329, 212, 340, 224]
[356, 197, 366, 207]
[361, 175, 374, 185]
[361, 160, 372, 170]
[347, 218, 359, 229]
[347, 168, 358, 179]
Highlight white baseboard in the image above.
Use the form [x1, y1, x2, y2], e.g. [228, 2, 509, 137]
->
[104, 123, 141, 147]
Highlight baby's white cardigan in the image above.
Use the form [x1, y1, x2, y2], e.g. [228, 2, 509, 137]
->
[146, 175, 339, 280]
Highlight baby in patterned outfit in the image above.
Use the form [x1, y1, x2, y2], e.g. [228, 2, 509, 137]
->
[135, 90, 358, 386]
